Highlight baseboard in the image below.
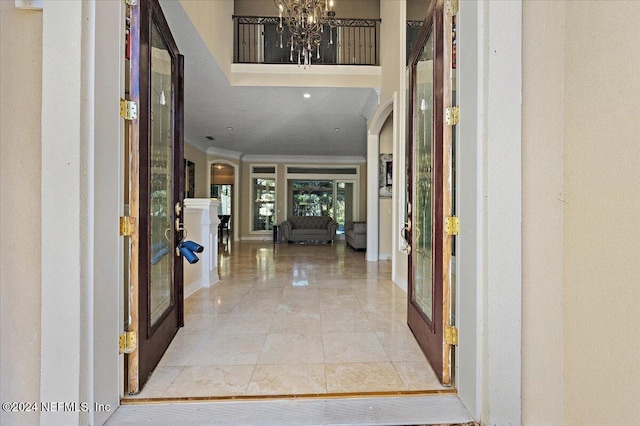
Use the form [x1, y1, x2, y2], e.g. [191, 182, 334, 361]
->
[378, 253, 392, 260]
[392, 273, 408, 293]
[242, 236, 274, 242]
[184, 278, 204, 299]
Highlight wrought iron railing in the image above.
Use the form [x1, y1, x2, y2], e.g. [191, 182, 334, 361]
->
[234, 16, 381, 66]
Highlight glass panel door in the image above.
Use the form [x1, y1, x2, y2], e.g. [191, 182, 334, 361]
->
[149, 21, 174, 326]
[289, 180, 334, 217]
[334, 181, 355, 234]
[253, 178, 275, 231]
[126, 0, 184, 394]
[406, 0, 454, 386]
[412, 31, 435, 322]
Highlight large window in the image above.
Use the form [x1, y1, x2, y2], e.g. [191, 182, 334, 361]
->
[290, 180, 334, 217]
[288, 179, 356, 234]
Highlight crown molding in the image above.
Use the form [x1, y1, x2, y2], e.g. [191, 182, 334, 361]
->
[241, 154, 366, 164]
[207, 146, 243, 160]
[184, 137, 209, 153]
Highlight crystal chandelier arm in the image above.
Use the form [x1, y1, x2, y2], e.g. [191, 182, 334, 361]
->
[275, 0, 334, 67]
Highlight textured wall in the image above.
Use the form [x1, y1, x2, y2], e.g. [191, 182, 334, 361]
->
[562, 1, 640, 423]
[184, 142, 209, 198]
[521, 1, 566, 423]
[0, 3, 43, 426]
[379, 114, 394, 259]
[234, 0, 380, 19]
[180, 0, 234, 79]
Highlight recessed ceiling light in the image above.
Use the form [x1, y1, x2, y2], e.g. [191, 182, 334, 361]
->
[303, 93, 311, 99]
[226, 127, 233, 131]
[334, 128, 340, 132]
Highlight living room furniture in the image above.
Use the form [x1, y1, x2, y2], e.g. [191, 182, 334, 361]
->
[280, 216, 338, 243]
[345, 221, 367, 250]
[218, 214, 230, 242]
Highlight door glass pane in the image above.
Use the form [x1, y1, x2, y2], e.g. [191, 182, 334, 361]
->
[211, 184, 232, 216]
[335, 181, 354, 234]
[412, 29, 435, 322]
[289, 180, 334, 217]
[149, 21, 174, 326]
[253, 178, 275, 231]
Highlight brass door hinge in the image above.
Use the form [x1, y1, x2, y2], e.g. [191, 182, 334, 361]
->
[446, 0, 459, 16]
[445, 325, 458, 346]
[120, 98, 138, 120]
[119, 331, 137, 354]
[445, 105, 460, 126]
[445, 216, 459, 236]
[124, 0, 138, 6]
[119, 216, 135, 236]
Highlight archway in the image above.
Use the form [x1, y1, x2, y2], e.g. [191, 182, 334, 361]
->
[207, 159, 240, 242]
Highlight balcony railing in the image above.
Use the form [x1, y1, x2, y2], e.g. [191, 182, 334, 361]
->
[234, 16, 381, 66]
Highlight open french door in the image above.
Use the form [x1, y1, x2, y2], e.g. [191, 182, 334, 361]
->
[406, 0, 455, 386]
[125, 0, 185, 394]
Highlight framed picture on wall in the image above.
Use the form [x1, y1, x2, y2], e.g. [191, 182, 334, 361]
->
[379, 153, 392, 198]
[185, 159, 195, 198]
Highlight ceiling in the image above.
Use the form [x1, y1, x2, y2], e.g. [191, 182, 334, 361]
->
[159, 1, 379, 158]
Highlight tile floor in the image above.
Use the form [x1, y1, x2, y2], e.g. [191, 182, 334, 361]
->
[128, 240, 445, 399]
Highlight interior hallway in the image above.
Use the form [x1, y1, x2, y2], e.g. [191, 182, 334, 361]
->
[126, 241, 446, 398]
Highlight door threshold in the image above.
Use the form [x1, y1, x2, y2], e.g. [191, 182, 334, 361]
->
[109, 392, 473, 425]
[120, 388, 457, 404]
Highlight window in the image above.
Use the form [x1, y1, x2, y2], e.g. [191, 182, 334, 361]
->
[287, 179, 356, 234]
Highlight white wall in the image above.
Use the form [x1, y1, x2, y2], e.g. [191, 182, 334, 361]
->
[0, 3, 43, 425]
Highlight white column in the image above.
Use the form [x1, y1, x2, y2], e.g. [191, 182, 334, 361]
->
[483, 0, 523, 424]
[40, 1, 86, 425]
[183, 199, 220, 297]
[366, 134, 379, 262]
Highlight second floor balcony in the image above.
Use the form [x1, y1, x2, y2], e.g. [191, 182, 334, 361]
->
[234, 16, 381, 66]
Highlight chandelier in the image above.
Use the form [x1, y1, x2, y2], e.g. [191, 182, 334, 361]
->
[274, 0, 336, 67]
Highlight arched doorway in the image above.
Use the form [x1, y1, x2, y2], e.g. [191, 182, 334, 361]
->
[208, 160, 239, 242]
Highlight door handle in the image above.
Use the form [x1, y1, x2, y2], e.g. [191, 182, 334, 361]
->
[401, 221, 412, 255]
[175, 201, 182, 216]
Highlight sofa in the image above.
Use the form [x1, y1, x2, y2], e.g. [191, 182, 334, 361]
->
[345, 221, 367, 250]
[280, 216, 338, 243]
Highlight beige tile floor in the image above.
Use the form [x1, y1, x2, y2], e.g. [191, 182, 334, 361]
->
[130, 240, 445, 398]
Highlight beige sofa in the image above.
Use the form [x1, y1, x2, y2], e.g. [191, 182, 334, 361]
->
[280, 216, 338, 243]
[345, 221, 367, 250]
